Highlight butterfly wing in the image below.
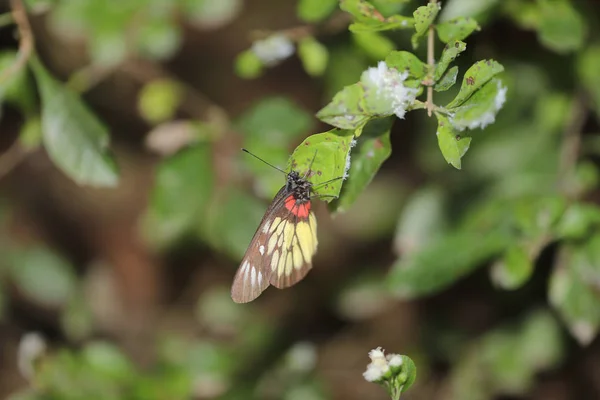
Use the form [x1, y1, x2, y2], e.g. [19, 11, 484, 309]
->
[231, 186, 287, 303]
[269, 207, 318, 289]
[231, 188, 318, 303]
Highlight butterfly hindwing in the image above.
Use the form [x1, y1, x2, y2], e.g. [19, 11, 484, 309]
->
[269, 207, 317, 289]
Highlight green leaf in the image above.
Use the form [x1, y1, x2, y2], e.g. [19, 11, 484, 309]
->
[450, 308, 563, 399]
[384, 51, 427, 79]
[235, 49, 264, 79]
[83, 341, 135, 381]
[352, 32, 396, 61]
[142, 144, 214, 247]
[298, 36, 329, 77]
[19, 116, 43, 151]
[205, 188, 266, 260]
[349, 15, 414, 33]
[135, 17, 182, 60]
[399, 355, 417, 392]
[289, 129, 355, 199]
[137, 79, 183, 124]
[317, 83, 371, 130]
[449, 78, 507, 131]
[555, 202, 600, 241]
[490, 244, 535, 290]
[238, 97, 312, 197]
[537, 0, 586, 53]
[331, 118, 392, 212]
[434, 65, 458, 92]
[340, 0, 383, 21]
[578, 45, 600, 118]
[549, 245, 600, 345]
[9, 246, 77, 307]
[436, 17, 480, 43]
[341, 0, 413, 32]
[439, 0, 500, 21]
[576, 233, 600, 291]
[0, 51, 36, 114]
[413, 3, 440, 37]
[30, 58, 119, 187]
[411, 3, 441, 47]
[61, 291, 94, 341]
[387, 230, 510, 298]
[434, 40, 466, 81]
[393, 186, 447, 256]
[297, 0, 338, 22]
[447, 59, 504, 108]
[512, 195, 567, 236]
[435, 113, 471, 169]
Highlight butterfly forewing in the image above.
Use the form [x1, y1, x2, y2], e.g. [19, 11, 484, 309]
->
[231, 172, 318, 303]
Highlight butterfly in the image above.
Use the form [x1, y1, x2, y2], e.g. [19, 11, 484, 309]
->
[231, 150, 329, 303]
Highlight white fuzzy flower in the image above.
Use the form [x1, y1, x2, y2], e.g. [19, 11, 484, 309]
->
[363, 364, 385, 382]
[387, 353, 403, 368]
[361, 61, 418, 119]
[251, 34, 295, 66]
[363, 347, 391, 382]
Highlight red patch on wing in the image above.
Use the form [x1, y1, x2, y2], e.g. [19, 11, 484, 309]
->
[284, 195, 311, 219]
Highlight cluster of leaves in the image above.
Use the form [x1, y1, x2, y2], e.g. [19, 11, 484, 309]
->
[387, 0, 600, 350]
[9, 287, 327, 400]
[27, 0, 242, 67]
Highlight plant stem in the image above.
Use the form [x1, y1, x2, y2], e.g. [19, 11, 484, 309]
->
[0, 0, 33, 86]
[426, 0, 437, 117]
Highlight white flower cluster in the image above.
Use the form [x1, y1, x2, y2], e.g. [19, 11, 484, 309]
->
[363, 346, 404, 382]
[251, 34, 295, 66]
[361, 61, 418, 119]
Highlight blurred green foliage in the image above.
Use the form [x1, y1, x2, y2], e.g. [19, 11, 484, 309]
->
[0, 0, 599, 399]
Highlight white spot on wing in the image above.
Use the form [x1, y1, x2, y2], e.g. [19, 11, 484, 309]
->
[258, 271, 263, 286]
[251, 266, 256, 287]
[259, 245, 265, 255]
[243, 261, 250, 282]
[262, 219, 272, 234]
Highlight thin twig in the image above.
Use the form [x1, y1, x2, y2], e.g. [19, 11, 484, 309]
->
[0, 0, 33, 85]
[426, 0, 437, 117]
[251, 12, 351, 42]
[0, 0, 34, 180]
[558, 93, 587, 197]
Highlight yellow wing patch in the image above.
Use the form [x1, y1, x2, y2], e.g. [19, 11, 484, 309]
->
[269, 212, 318, 288]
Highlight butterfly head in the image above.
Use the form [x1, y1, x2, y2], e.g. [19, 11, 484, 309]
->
[286, 171, 312, 202]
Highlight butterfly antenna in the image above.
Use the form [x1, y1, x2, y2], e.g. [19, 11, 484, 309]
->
[303, 150, 319, 180]
[312, 176, 344, 190]
[242, 148, 287, 175]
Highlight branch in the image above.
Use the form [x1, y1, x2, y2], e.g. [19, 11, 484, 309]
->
[0, 0, 33, 85]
